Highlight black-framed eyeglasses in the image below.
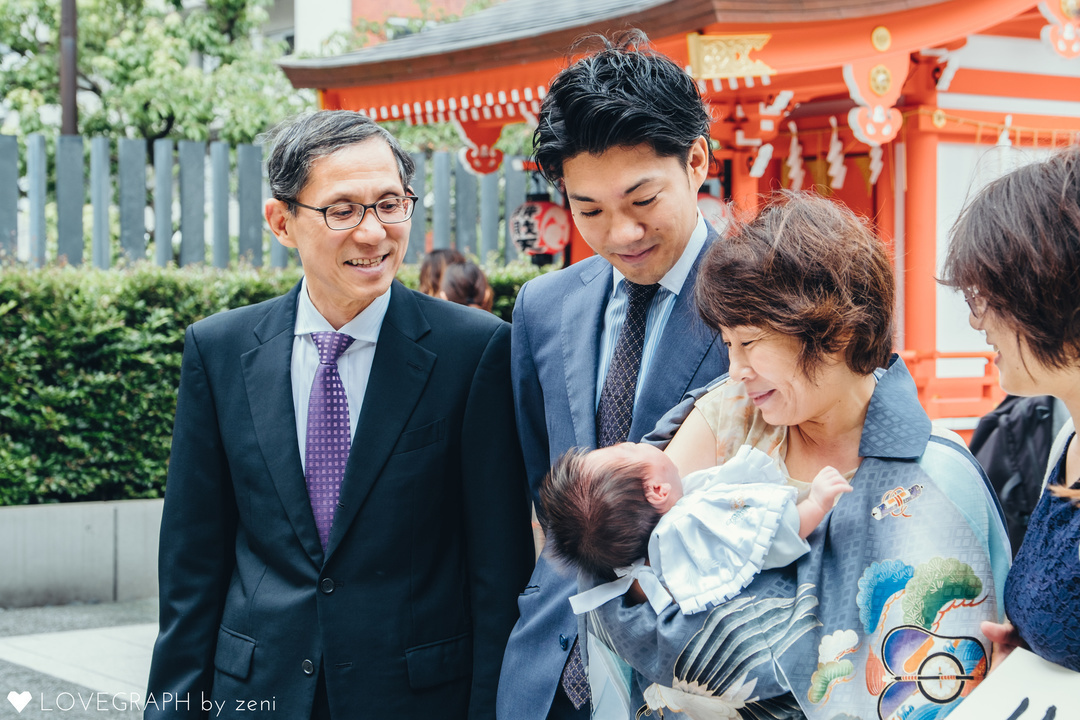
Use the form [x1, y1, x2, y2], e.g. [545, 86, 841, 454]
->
[963, 289, 988, 320]
[290, 195, 419, 230]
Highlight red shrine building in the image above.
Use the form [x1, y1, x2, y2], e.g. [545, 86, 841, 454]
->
[280, 0, 1080, 432]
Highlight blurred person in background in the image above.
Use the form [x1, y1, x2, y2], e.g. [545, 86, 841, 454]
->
[419, 248, 466, 296]
[440, 261, 495, 313]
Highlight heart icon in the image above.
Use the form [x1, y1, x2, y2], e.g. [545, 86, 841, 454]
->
[7, 691, 31, 713]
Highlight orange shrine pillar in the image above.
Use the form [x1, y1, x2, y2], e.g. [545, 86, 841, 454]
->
[730, 151, 761, 216]
[903, 122, 938, 356]
[901, 57, 940, 393]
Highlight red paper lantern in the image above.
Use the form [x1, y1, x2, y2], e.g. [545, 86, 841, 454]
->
[510, 196, 571, 256]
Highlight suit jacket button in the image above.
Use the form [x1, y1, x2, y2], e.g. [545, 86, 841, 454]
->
[320, 578, 335, 594]
[559, 634, 568, 651]
[302, 659, 315, 676]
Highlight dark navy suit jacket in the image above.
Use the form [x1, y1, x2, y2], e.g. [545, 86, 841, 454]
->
[496, 227, 728, 719]
[146, 280, 534, 719]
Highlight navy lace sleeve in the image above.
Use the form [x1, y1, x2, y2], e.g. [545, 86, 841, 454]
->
[1004, 434, 1080, 672]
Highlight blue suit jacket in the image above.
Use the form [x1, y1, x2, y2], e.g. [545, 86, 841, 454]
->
[496, 227, 728, 719]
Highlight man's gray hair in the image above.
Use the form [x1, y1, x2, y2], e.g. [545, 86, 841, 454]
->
[262, 111, 416, 206]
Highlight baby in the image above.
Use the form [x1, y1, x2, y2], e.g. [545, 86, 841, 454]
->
[540, 442, 852, 615]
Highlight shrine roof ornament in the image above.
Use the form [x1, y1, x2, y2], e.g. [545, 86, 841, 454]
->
[1040, 0, 1080, 57]
[281, 0, 1064, 173]
[278, 0, 960, 90]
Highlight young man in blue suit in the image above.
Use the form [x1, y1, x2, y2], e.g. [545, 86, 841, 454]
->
[146, 111, 533, 719]
[496, 31, 730, 720]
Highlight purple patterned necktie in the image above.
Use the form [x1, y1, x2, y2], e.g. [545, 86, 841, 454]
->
[306, 331, 354, 551]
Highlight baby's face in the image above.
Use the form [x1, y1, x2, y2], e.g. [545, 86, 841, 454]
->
[587, 442, 683, 509]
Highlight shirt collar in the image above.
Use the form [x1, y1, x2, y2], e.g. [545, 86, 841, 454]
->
[293, 276, 391, 345]
[612, 212, 708, 296]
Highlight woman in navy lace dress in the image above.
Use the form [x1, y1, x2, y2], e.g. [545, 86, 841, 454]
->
[941, 147, 1080, 672]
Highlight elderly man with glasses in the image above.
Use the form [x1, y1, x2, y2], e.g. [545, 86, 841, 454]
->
[146, 111, 534, 720]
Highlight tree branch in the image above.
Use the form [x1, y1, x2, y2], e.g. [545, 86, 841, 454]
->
[77, 72, 103, 97]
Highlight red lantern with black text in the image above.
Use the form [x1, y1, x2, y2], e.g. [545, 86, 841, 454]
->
[510, 194, 571, 260]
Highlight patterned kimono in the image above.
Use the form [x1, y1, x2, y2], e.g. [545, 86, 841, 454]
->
[587, 355, 1012, 720]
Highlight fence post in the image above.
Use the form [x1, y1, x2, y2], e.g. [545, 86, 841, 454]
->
[480, 170, 499, 263]
[210, 141, 230, 268]
[0, 135, 15, 260]
[154, 139, 174, 267]
[407, 152, 426, 263]
[503, 155, 526, 263]
[119, 138, 146, 262]
[57, 135, 84, 266]
[237, 143, 262, 267]
[27, 134, 46, 268]
[454, 153, 477, 255]
[90, 136, 110, 269]
[432, 150, 450, 250]
[178, 140, 205, 266]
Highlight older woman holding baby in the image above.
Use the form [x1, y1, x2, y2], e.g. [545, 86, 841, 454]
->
[584, 192, 1011, 719]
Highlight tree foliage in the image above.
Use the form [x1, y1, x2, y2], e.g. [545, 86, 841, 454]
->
[0, 0, 313, 144]
[0, 260, 547, 504]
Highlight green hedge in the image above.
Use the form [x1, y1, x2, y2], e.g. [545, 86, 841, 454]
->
[0, 261, 545, 505]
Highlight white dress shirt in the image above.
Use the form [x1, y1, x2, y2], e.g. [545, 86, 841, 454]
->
[595, 212, 709, 407]
[291, 278, 391, 473]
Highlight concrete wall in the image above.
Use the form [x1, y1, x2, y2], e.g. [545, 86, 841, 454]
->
[0, 499, 162, 608]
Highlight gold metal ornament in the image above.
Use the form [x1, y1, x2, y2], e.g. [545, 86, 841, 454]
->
[686, 33, 777, 79]
[871, 26, 892, 52]
[869, 64, 892, 96]
[932, 109, 947, 128]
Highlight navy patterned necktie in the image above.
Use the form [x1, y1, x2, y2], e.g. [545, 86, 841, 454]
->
[560, 280, 660, 711]
[595, 280, 660, 449]
[306, 331, 354, 551]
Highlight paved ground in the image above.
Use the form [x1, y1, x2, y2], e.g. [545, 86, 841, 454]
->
[0, 519, 544, 720]
[0, 599, 156, 719]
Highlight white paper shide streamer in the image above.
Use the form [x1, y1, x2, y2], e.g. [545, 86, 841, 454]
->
[786, 121, 804, 191]
[827, 116, 847, 190]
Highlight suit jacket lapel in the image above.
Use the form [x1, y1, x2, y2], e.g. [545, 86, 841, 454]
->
[325, 283, 435, 561]
[562, 260, 611, 449]
[629, 228, 721, 440]
[241, 283, 325, 566]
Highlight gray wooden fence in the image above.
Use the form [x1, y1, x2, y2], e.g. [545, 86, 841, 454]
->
[0, 133, 532, 269]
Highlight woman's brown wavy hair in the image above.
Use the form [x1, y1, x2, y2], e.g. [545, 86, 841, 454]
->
[696, 190, 895, 378]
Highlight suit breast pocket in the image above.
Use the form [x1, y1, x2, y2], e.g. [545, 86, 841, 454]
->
[390, 418, 445, 455]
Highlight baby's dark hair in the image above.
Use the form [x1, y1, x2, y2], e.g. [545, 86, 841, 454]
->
[539, 447, 661, 582]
